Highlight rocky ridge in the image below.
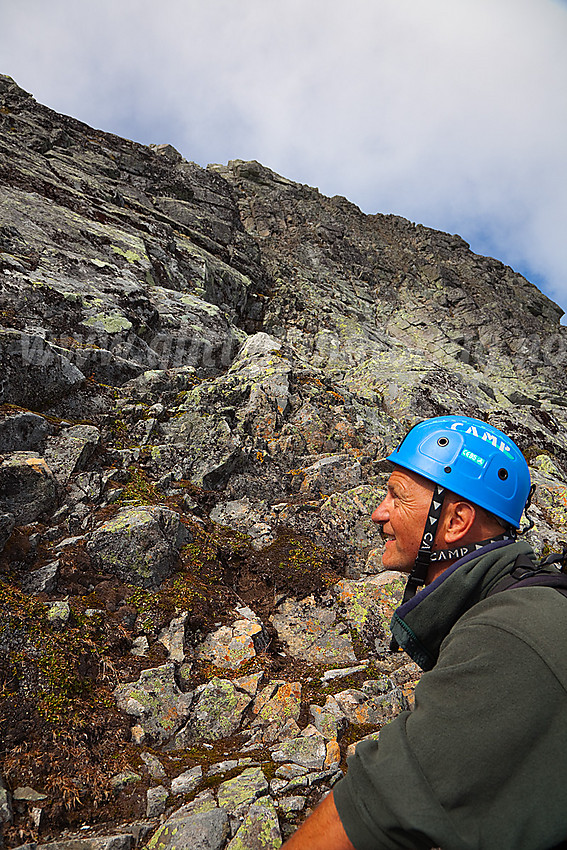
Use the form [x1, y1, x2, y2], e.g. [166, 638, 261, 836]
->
[1, 73, 567, 849]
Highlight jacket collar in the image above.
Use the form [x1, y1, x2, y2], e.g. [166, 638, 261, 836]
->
[390, 539, 535, 671]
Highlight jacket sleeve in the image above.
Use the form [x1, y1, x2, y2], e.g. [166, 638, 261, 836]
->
[333, 603, 567, 850]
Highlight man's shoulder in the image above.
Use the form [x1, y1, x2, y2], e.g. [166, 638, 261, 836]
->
[451, 585, 567, 686]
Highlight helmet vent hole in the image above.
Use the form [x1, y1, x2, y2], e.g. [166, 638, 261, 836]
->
[444, 465, 452, 474]
[498, 468, 509, 480]
[437, 437, 449, 447]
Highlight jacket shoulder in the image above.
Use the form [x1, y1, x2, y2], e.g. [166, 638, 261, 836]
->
[452, 587, 567, 690]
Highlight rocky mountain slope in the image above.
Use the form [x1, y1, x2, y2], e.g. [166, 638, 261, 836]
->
[1, 73, 567, 849]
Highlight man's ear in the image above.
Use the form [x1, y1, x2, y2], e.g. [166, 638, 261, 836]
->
[442, 500, 476, 544]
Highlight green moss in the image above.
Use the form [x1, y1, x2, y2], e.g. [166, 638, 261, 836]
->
[118, 467, 162, 506]
[83, 312, 133, 333]
[111, 245, 143, 264]
[0, 581, 116, 725]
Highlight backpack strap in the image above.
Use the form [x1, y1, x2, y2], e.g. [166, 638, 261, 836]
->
[487, 553, 567, 599]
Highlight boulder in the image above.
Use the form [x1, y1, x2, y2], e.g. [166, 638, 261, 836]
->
[271, 735, 327, 771]
[216, 767, 269, 821]
[271, 597, 358, 665]
[252, 681, 302, 729]
[140, 753, 166, 780]
[162, 408, 242, 489]
[0, 412, 51, 453]
[174, 677, 251, 745]
[157, 612, 189, 662]
[22, 561, 59, 594]
[86, 506, 188, 588]
[171, 765, 202, 796]
[227, 797, 282, 850]
[114, 663, 193, 745]
[145, 807, 229, 850]
[0, 330, 85, 408]
[195, 611, 269, 670]
[11, 836, 135, 850]
[0, 452, 58, 524]
[43, 425, 100, 484]
[0, 774, 12, 824]
[335, 571, 406, 654]
[146, 785, 168, 819]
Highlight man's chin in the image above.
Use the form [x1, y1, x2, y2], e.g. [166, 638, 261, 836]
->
[381, 553, 413, 574]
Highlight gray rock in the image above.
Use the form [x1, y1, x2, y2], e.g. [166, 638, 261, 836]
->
[274, 764, 308, 780]
[335, 572, 406, 653]
[174, 677, 251, 746]
[86, 506, 188, 588]
[226, 797, 281, 849]
[0, 412, 51, 452]
[140, 752, 166, 780]
[162, 408, 242, 490]
[207, 760, 238, 776]
[0, 330, 85, 408]
[232, 671, 264, 696]
[250, 682, 302, 743]
[130, 636, 149, 657]
[12, 787, 47, 803]
[157, 612, 188, 662]
[271, 735, 327, 771]
[0, 512, 15, 553]
[21, 561, 59, 595]
[277, 795, 306, 814]
[46, 600, 70, 623]
[171, 765, 202, 796]
[0, 774, 12, 824]
[145, 808, 230, 850]
[71, 347, 146, 386]
[114, 663, 193, 745]
[146, 785, 168, 819]
[299, 454, 362, 495]
[195, 614, 268, 670]
[227, 331, 292, 416]
[321, 663, 369, 683]
[333, 687, 407, 726]
[309, 697, 349, 741]
[216, 767, 269, 819]
[21, 836, 135, 850]
[0, 451, 58, 524]
[276, 766, 341, 795]
[43, 425, 100, 484]
[271, 597, 357, 665]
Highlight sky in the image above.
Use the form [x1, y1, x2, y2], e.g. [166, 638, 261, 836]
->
[1, 0, 566, 318]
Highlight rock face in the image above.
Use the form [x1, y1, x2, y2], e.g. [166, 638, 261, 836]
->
[1, 73, 567, 849]
[86, 506, 189, 588]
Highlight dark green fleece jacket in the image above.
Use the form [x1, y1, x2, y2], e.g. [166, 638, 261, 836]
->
[333, 540, 567, 849]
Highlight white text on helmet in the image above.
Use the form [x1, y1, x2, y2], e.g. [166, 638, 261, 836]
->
[449, 422, 513, 456]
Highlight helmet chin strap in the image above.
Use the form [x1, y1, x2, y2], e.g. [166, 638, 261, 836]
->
[389, 485, 516, 652]
[400, 484, 447, 606]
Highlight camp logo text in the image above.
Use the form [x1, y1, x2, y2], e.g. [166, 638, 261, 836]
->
[449, 422, 514, 458]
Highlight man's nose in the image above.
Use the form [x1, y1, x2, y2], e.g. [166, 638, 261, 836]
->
[372, 499, 388, 524]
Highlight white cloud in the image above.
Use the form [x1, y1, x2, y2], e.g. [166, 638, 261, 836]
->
[1, 0, 566, 314]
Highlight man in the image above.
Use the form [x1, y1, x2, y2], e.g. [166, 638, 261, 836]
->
[283, 416, 567, 849]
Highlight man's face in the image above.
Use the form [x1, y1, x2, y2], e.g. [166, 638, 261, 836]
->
[372, 467, 435, 572]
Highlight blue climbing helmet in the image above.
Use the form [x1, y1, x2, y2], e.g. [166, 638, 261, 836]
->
[387, 415, 531, 528]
